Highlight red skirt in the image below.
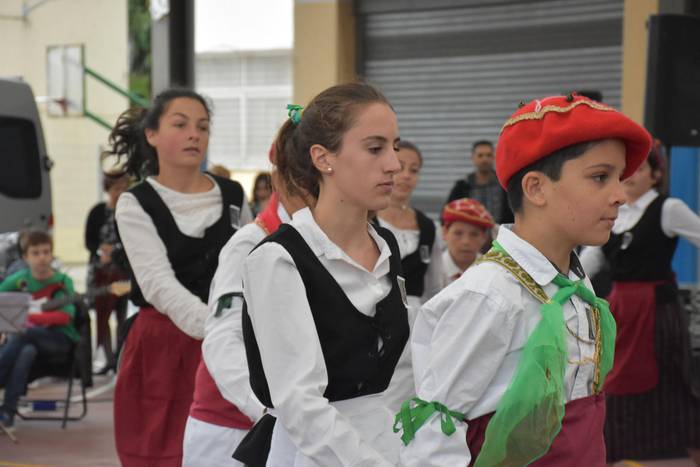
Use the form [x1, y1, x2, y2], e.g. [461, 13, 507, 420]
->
[189, 358, 254, 429]
[114, 307, 202, 467]
[605, 281, 663, 394]
[466, 394, 606, 466]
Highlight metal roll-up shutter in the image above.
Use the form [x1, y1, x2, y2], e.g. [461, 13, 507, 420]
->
[357, 0, 624, 217]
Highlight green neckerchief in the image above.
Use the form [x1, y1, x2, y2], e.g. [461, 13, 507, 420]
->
[393, 241, 616, 467]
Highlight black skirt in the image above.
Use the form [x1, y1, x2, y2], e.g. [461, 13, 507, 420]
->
[605, 296, 700, 462]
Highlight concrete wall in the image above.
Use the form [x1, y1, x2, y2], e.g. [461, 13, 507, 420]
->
[293, 0, 355, 105]
[0, 0, 129, 265]
[621, 0, 659, 124]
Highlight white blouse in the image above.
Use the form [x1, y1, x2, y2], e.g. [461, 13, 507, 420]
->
[376, 216, 444, 303]
[202, 203, 290, 422]
[115, 176, 252, 339]
[401, 226, 598, 467]
[242, 207, 399, 466]
[580, 189, 700, 277]
[376, 217, 444, 416]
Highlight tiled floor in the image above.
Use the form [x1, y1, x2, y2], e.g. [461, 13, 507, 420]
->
[0, 374, 696, 466]
[0, 374, 119, 466]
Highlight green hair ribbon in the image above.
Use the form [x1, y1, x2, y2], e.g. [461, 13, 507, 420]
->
[286, 104, 304, 125]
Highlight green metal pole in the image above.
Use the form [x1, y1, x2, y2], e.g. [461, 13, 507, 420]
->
[84, 66, 149, 107]
[84, 110, 112, 131]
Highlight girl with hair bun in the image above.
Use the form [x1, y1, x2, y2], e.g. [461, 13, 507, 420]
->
[183, 142, 309, 467]
[110, 88, 252, 467]
[240, 82, 408, 466]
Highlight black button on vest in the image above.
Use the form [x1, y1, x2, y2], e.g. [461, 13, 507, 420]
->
[602, 195, 678, 283]
[122, 175, 244, 306]
[242, 223, 409, 408]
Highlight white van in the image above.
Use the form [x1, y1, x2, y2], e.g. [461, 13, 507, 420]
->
[0, 78, 53, 276]
[0, 77, 52, 232]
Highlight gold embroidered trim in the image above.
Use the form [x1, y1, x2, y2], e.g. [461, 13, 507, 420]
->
[476, 250, 550, 304]
[591, 307, 603, 392]
[568, 307, 603, 393]
[500, 100, 615, 134]
[476, 250, 605, 394]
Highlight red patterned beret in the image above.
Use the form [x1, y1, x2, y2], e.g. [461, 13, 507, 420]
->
[495, 94, 652, 189]
[442, 198, 495, 229]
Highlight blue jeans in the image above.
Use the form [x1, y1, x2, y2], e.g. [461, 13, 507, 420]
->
[0, 327, 73, 414]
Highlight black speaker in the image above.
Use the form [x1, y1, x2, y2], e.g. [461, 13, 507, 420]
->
[644, 14, 700, 147]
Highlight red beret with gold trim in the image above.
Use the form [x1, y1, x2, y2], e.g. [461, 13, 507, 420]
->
[495, 94, 652, 189]
[442, 198, 495, 229]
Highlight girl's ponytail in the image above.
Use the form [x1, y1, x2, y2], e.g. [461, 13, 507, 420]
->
[108, 107, 155, 179]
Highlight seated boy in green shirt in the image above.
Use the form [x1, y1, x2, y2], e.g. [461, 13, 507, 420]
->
[0, 230, 79, 433]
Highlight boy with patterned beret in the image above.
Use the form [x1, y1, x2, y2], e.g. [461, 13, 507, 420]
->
[440, 198, 494, 286]
[398, 94, 652, 466]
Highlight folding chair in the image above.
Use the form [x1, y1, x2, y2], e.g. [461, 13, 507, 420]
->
[16, 301, 93, 428]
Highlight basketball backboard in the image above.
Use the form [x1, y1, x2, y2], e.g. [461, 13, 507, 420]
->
[46, 44, 85, 117]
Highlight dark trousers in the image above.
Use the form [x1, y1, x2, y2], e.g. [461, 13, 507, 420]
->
[92, 267, 128, 367]
[0, 327, 72, 414]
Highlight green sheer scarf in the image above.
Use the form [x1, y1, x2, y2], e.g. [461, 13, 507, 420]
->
[394, 241, 616, 467]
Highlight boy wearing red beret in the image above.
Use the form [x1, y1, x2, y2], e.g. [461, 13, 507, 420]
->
[440, 198, 494, 286]
[398, 94, 652, 467]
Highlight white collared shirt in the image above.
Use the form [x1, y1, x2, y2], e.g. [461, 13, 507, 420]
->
[440, 249, 464, 288]
[580, 189, 700, 277]
[201, 202, 291, 422]
[241, 207, 397, 466]
[376, 217, 444, 303]
[401, 226, 598, 467]
[115, 176, 252, 339]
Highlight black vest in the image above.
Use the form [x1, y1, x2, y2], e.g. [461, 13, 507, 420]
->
[602, 194, 678, 283]
[400, 210, 436, 297]
[242, 223, 409, 408]
[124, 175, 244, 306]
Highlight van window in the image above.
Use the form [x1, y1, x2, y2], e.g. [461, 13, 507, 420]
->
[0, 116, 42, 198]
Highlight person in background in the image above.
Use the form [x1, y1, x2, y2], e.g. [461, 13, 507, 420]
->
[250, 172, 272, 217]
[447, 140, 514, 225]
[110, 88, 251, 467]
[374, 140, 443, 412]
[3, 230, 31, 279]
[184, 143, 308, 467]
[0, 230, 79, 434]
[440, 198, 494, 287]
[84, 170, 130, 375]
[580, 140, 700, 466]
[376, 141, 443, 308]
